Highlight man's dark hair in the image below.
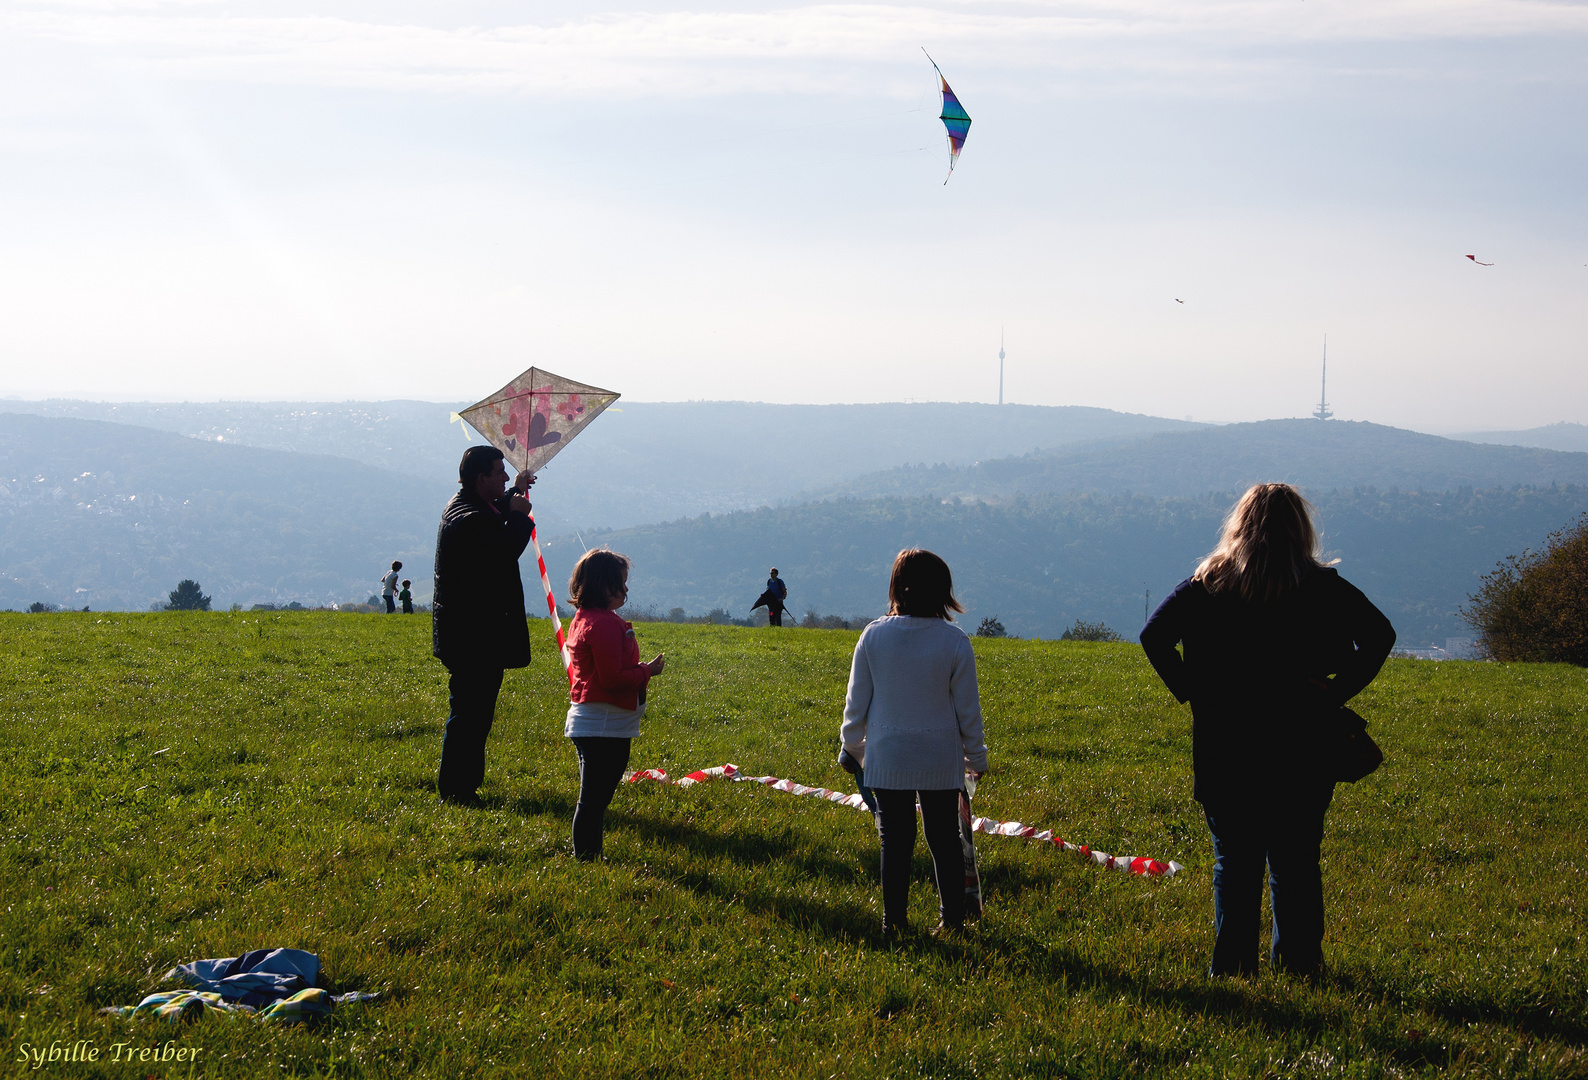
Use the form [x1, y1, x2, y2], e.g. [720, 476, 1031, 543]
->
[887, 548, 964, 620]
[459, 445, 505, 487]
[569, 549, 632, 610]
[391, 560, 402, 571]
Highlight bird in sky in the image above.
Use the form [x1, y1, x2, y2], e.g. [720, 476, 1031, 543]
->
[1466, 255, 1494, 266]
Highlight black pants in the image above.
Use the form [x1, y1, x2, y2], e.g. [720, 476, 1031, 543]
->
[571, 737, 632, 860]
[402, 600, 413, 614]
[385, 594, 396, 613]
[768, 605, 783, 627]
[1203, 784, 1334, 976]
[437, 666, 503, 802]
[874, 788, 964, 931]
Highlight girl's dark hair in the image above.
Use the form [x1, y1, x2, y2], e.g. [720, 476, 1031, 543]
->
[569, 549, 632, 609]
[887, 548, 964, 619]
[1195, 483, 1324, 602]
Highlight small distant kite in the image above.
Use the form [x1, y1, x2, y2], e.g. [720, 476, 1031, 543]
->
[1175, 298, 1185, 304]
[923, 49, 971, 184]
[1466, 255, 1494, 266]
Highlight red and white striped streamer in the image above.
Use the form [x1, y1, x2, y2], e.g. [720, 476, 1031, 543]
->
[627, 763, 1182, 878]
[529, 524, 572, 676]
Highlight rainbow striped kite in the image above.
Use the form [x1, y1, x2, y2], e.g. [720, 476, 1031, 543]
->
[924, 49, 971, 184]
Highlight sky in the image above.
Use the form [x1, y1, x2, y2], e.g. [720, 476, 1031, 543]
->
[1, 0, 1585, 431]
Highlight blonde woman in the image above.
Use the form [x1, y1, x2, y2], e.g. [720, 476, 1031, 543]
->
[1141, 483, 1395, 978]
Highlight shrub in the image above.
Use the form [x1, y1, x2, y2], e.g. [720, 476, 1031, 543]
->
[976, 616, 1007, 638]
[1464, 513, 1588, 663]
[165, 580, 212, 611]
[27, 601, 55, 614]
[1060, 619, 1123, 643]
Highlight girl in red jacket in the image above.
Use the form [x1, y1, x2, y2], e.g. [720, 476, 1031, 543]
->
[564, 549, 665, 861]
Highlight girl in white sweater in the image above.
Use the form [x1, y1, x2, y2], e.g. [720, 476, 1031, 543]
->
[840, 549, 988, 933]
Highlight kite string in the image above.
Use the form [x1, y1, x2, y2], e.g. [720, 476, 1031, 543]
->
[531, 523, 573, 681]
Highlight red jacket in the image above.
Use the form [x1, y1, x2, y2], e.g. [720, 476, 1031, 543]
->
[567, 608, 652, 710]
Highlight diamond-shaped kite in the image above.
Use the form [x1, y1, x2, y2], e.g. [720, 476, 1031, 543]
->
[454, 366, 619, 476]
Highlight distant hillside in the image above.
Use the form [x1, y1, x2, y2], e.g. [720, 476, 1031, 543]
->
[573, 486, 1588, 647]
[814, 420, 1588, 501]
[1452, 422, 1588, 454]
[0, 400, 1200, 530]
[0, 414, 453, 611]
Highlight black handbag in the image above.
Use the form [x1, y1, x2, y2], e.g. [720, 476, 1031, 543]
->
[1329, 706, 1383, 783]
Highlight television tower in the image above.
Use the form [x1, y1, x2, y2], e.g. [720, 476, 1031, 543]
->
[998, 328, 1005, 406]
[1312, 335, 1333, 421]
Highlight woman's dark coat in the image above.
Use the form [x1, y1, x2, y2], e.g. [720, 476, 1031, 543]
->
[1139, 567, 1396, 806]
[431, 489, 534, 671]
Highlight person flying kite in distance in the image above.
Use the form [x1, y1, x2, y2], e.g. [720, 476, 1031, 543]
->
[1466, 255, 1494, 265]
[923, 49, 971, 184]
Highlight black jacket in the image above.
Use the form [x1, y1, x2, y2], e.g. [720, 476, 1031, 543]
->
[431, 489, 534, 670]
[1140, 567, 1396, 806]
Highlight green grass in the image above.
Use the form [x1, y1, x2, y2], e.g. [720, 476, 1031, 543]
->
[2, 612, 1585, 1078]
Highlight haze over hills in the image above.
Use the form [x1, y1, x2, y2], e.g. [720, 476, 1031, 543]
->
[813, 420, 1588, 502]
[7, 406, 1588, 646]
[0, 413, 451, 612]
[0, 400, 1201, 530]
[1451, 422, 1588, 454]
[585, 486, 1588, 647]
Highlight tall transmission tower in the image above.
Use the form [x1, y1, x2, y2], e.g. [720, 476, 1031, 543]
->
[1312, 335, 1333, 421]
[998, 328, 1005, 406]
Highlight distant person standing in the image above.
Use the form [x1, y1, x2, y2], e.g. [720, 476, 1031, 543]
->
[431, 446, 536, 807]
[381, 561, 402, 614]
[1140, 483, 1395, 978]
[766, 568, 788, 627]
[399, 579, 414, 615]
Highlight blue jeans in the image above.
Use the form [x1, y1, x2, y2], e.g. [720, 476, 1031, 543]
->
[1203, 784, 1334, 976]
[437, 666, 503, 801]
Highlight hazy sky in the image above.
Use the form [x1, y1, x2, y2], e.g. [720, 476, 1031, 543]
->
[2, 0, 1585, 430]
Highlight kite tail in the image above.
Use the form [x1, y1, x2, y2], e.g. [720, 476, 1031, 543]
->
[530, 524, 573, 681]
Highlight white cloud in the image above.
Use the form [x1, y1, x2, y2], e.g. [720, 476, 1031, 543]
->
[7, 1, 1587, 99]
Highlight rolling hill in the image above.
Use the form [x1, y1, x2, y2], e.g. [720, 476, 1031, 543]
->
[0, 413, 452, 611]
[812, 420, 1588, 501]
[0, 400, 1201, 530]
[575, 485, 1588, 647]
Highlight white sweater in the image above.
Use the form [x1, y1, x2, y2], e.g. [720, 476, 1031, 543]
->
[839, 616, 988, 791]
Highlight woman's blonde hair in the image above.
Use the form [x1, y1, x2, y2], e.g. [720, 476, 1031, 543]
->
[1194, 483, 1323, 602]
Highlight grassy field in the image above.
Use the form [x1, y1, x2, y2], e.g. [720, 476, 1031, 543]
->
[1, 612, 1585, 1078]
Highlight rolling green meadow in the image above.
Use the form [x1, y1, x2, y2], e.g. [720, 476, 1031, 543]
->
[2, 612, 1585, 1078]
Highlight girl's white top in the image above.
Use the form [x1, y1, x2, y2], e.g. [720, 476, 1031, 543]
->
[564, 699, 645, 739]
[840, 615, 988, 791]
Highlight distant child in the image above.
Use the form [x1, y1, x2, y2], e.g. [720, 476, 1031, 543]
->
[381, 560, 402, 614]
[399, 579, 414, 615]
[564, 549, 665, 861]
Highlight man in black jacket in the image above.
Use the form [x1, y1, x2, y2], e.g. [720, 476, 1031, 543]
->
[432, 445, 536, 806]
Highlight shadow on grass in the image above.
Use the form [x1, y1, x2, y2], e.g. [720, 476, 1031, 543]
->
[487, 785, 1576, 1058]
[1331, 965, 1588, 1048]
